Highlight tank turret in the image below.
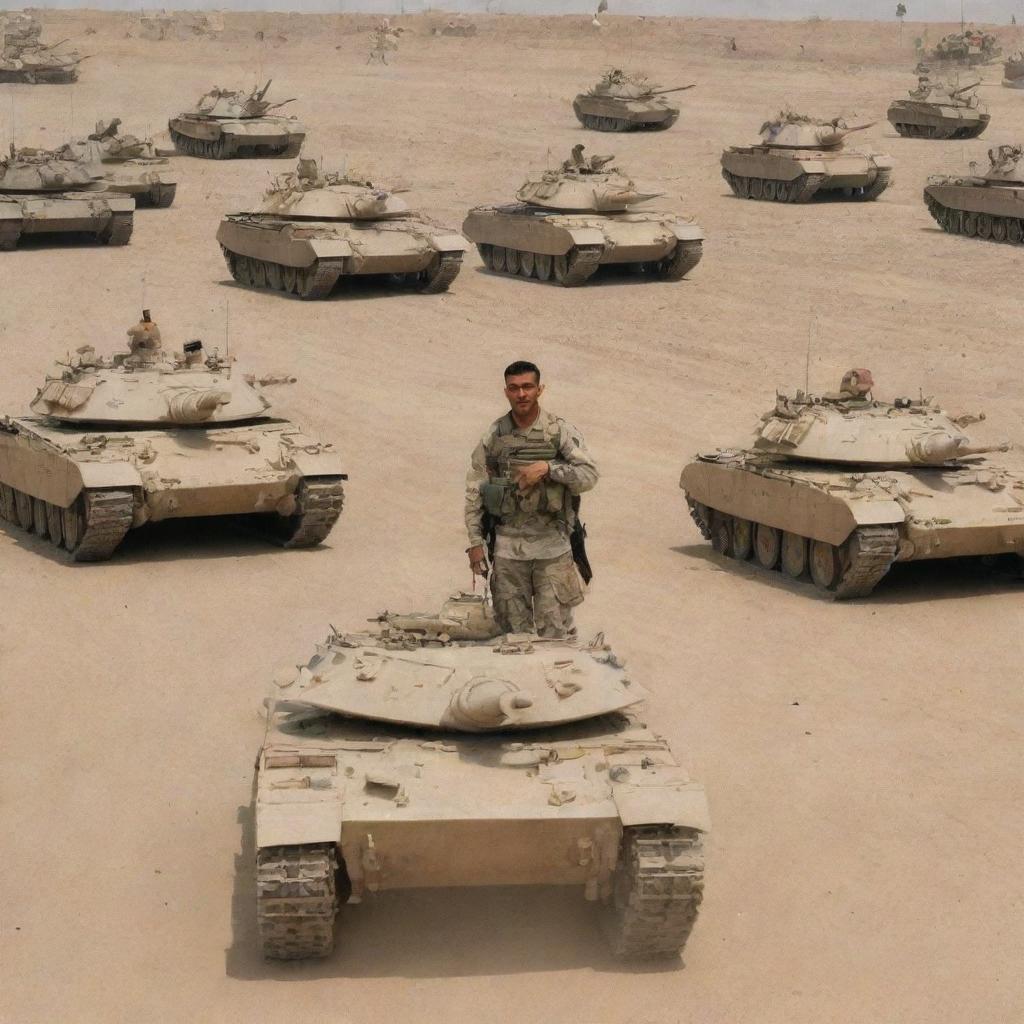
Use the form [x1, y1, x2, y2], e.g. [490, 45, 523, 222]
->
[189, 80, 295, 120]
[758, 112, 875, 149]
[588, 68, 694, 100]
[982, 144, 1024, 184]
[28, 310, 277, 426]
[256, 158, 411, 220]
[515, 145, 660, 212]
[752, 369, 1005, 466]
[0, 145, 103, 194]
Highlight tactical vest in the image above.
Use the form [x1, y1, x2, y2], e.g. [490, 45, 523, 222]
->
[480, 413, 571, 525]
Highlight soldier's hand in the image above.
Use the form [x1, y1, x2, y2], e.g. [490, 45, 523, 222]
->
[515, 460, 550, 491]
[467, 545, 489, 576]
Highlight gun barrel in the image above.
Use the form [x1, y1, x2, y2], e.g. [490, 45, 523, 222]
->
[952, 81, 981, 94]
[651, 83, 697, 95]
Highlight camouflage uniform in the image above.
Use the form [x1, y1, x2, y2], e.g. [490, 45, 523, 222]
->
[466, 409, 598, 637]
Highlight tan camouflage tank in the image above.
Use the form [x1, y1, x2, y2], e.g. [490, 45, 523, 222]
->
[721, 112, 894, 203]
[58, 119, 177, 208]
[927, 30, 1001, 67]
[573, 69, 695, 132]
[0, 311, 346, 561]
[925, 143, 1024, 244]
[217, 158, 467, 298]
[1003, 51, 1024, 88]
[887, 76, 989, 139]
[0, 13, 85, 83]
[254, 592, 709, 961]
[168, 81, 305, 159]
[679, 369, 1024, 598]
[0, 145, 134, 249]
[462, 145, 703, 286]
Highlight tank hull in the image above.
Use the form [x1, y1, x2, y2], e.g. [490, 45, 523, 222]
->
[97, 161, 178, 207]
[924, 180, 1024, 243]
[720, 146, 893, 203]
[167, 115, 305, 159]
[886, 100, 989, 139]
[254, 700, 709, 960]
[462, 204, 703, 286]
[0, 416, 346, 560]
[0, 191, 134, 248]
[216, 215, 467, 297]
[680, 453, 1024, 597]
[0, 65, 78, 83]
[572, 94, 680, 132]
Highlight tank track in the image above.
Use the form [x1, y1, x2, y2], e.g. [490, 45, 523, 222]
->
[257, 844, 338, 960]
[0, 221, 22, 251]
[141, 183, 176, 209]
[278, 477, 346, 548]
[686, 501, 899, 599]
[924, 193, 1024, 244]
[604, 826, 705, 960]
[722, 168, 826, 203]
[477, 243, 604, 287]
[656, 239, 703, 281]
[0, 485, 133, 561]
[222, 247, 345, 299]
[857, 168, 892, 201]
[0, 69, 77, 84]
[415, 251, 463, 293]
[99, 212, 133, 246]
[892, 122, 987, 140]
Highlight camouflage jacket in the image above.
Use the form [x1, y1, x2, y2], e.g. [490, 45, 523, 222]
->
[465, 408, 598, 560]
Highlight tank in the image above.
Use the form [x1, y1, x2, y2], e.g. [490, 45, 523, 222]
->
[168, 81, 305, 159]
[924, 143, 1024, 243]
[927, 30, 1001, 67]
[679, 369, 1023, 599]
[253, 593, 709, 961]
[0, 311, 347, 561]
[0, 145, 134, 249]
[1003, 52, 1024, 88]
[0, 13, 85, 83]
[57, 119, 178, 208]
[462, 145, 704, 287]
[572, 69, 695, 132]
[721, 112, 894, 203]
[217, 159, 468, 298]
[887, 77, 989, 139]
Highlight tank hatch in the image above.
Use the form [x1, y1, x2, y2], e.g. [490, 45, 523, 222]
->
[752, 369, 1004, 466]
[188, 80, 295, 120]
[516, 145, 661, 212]
[275, 602, 647, 732]
[253, 159, 411, 220]
[757, 112, 873, 149]
[28, 311, 284, 426]
[0, 145, 103, 193]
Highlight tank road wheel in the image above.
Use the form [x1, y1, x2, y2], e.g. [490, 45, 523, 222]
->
[281, 265, 299, 294]
[475, 243, 492, 268]
[552, 245, 602, 287]
[45, 502, 63, 546]
[685, 498, 712, 540]
[653, 240, 703, 282]
[754, 523, 781, 570]
[518, 250, 536, 278]
[272, 477, 346, 548]
[168, 128, 191, 155]
[61, 500, 84, 553]
[763, 180, 778, 201]
[1008, 220, 1023, 244]
[780, 531, 808, 579]
[257, 844, 339, 960]
[991, 217, 1007, 243]
[31, 497, 48, 537]
[504, 247, 521, 275]
[602, 826, 704, 961]
[856, 168, 892, 202]
[490, 246, 507, 273]
[809, 539, 841, 591]
[962, 212, 977, 237]
[0, 484, 14, 522]
[208, 136, 228, 160]
[146, 183, 177, 209]
[14, 490, 33, 531]
[533, 253, 553, 281]
[831, 526, 899, 600]
[68, 490, 134, 562]
[731, 517, 754, 560]
[417, 252, 463, 293]
[775, 181, 791, 202]
[749, 178, 763, 200]
[893, 122, 911, 138]
[709, 511, 733, 557]
[266, 263, 284, 291]
[976, 214, 992, 240]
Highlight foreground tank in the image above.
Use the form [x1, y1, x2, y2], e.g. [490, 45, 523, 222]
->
[924, 143, 1024, 243]
[217, 159, 467, 298]
[254, 594, 709, 961]
[679, 369, 1023, 598]
[0, 146, 134, 249]
[463, 145, 703, 286]
[168, 81, 305, 159]
[572, 70, 695, 132]
[0, 312, 346, 561]
[59, 119, 177, 208]
[0, 14, 85, 83]
[887, 78, 989, 139]
[721, 113, 893, 203]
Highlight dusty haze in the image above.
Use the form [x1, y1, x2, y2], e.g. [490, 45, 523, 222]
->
[1, 10, 1023, 1024]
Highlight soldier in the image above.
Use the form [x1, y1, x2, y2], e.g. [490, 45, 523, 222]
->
[465, 361, 598, 638]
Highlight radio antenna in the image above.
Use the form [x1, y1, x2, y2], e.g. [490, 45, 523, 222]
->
[224, 299, 230, 359]
[805, 317, 814, 394]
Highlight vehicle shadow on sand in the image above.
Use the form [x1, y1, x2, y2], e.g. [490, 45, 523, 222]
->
[672, 542, 1022, 605]
[216, 275, 455, 303]
[226, 798, 687, 980]
[470, 265, 698, 289]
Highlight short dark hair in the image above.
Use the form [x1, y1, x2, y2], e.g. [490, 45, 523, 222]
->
[504, 360, 540, 383]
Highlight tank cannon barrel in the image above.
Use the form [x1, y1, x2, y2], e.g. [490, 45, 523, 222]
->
[649, 83, 696, 95]
[952, 81, 981, 95]
[817, 120, 876, 144]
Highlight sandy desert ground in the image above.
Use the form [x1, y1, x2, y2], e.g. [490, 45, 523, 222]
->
[1, 11, 1023, 1024]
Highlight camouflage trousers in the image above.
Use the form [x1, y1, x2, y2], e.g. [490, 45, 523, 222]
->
[491, 551, 585, 638]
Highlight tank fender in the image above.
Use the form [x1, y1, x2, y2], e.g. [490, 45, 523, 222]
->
[671, 223, 705, 242]
[309, 239, 354, 259]
[565, 227, 607, 247]
[612, 777, 711, 833]
[78, 462, 143, 491]
[428, 232, 470, 253]
[287, 450, 348, 478]
[0, 203, 22, 222]
[256, 793, 342, 849]
[870, 152, 895, 170]
[798, 160, 827, 175]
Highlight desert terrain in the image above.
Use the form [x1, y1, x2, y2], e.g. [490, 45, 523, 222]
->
[1, 10, 1022, 1024]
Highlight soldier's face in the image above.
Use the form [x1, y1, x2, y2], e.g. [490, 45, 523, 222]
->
[504, 373, 543, 417]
